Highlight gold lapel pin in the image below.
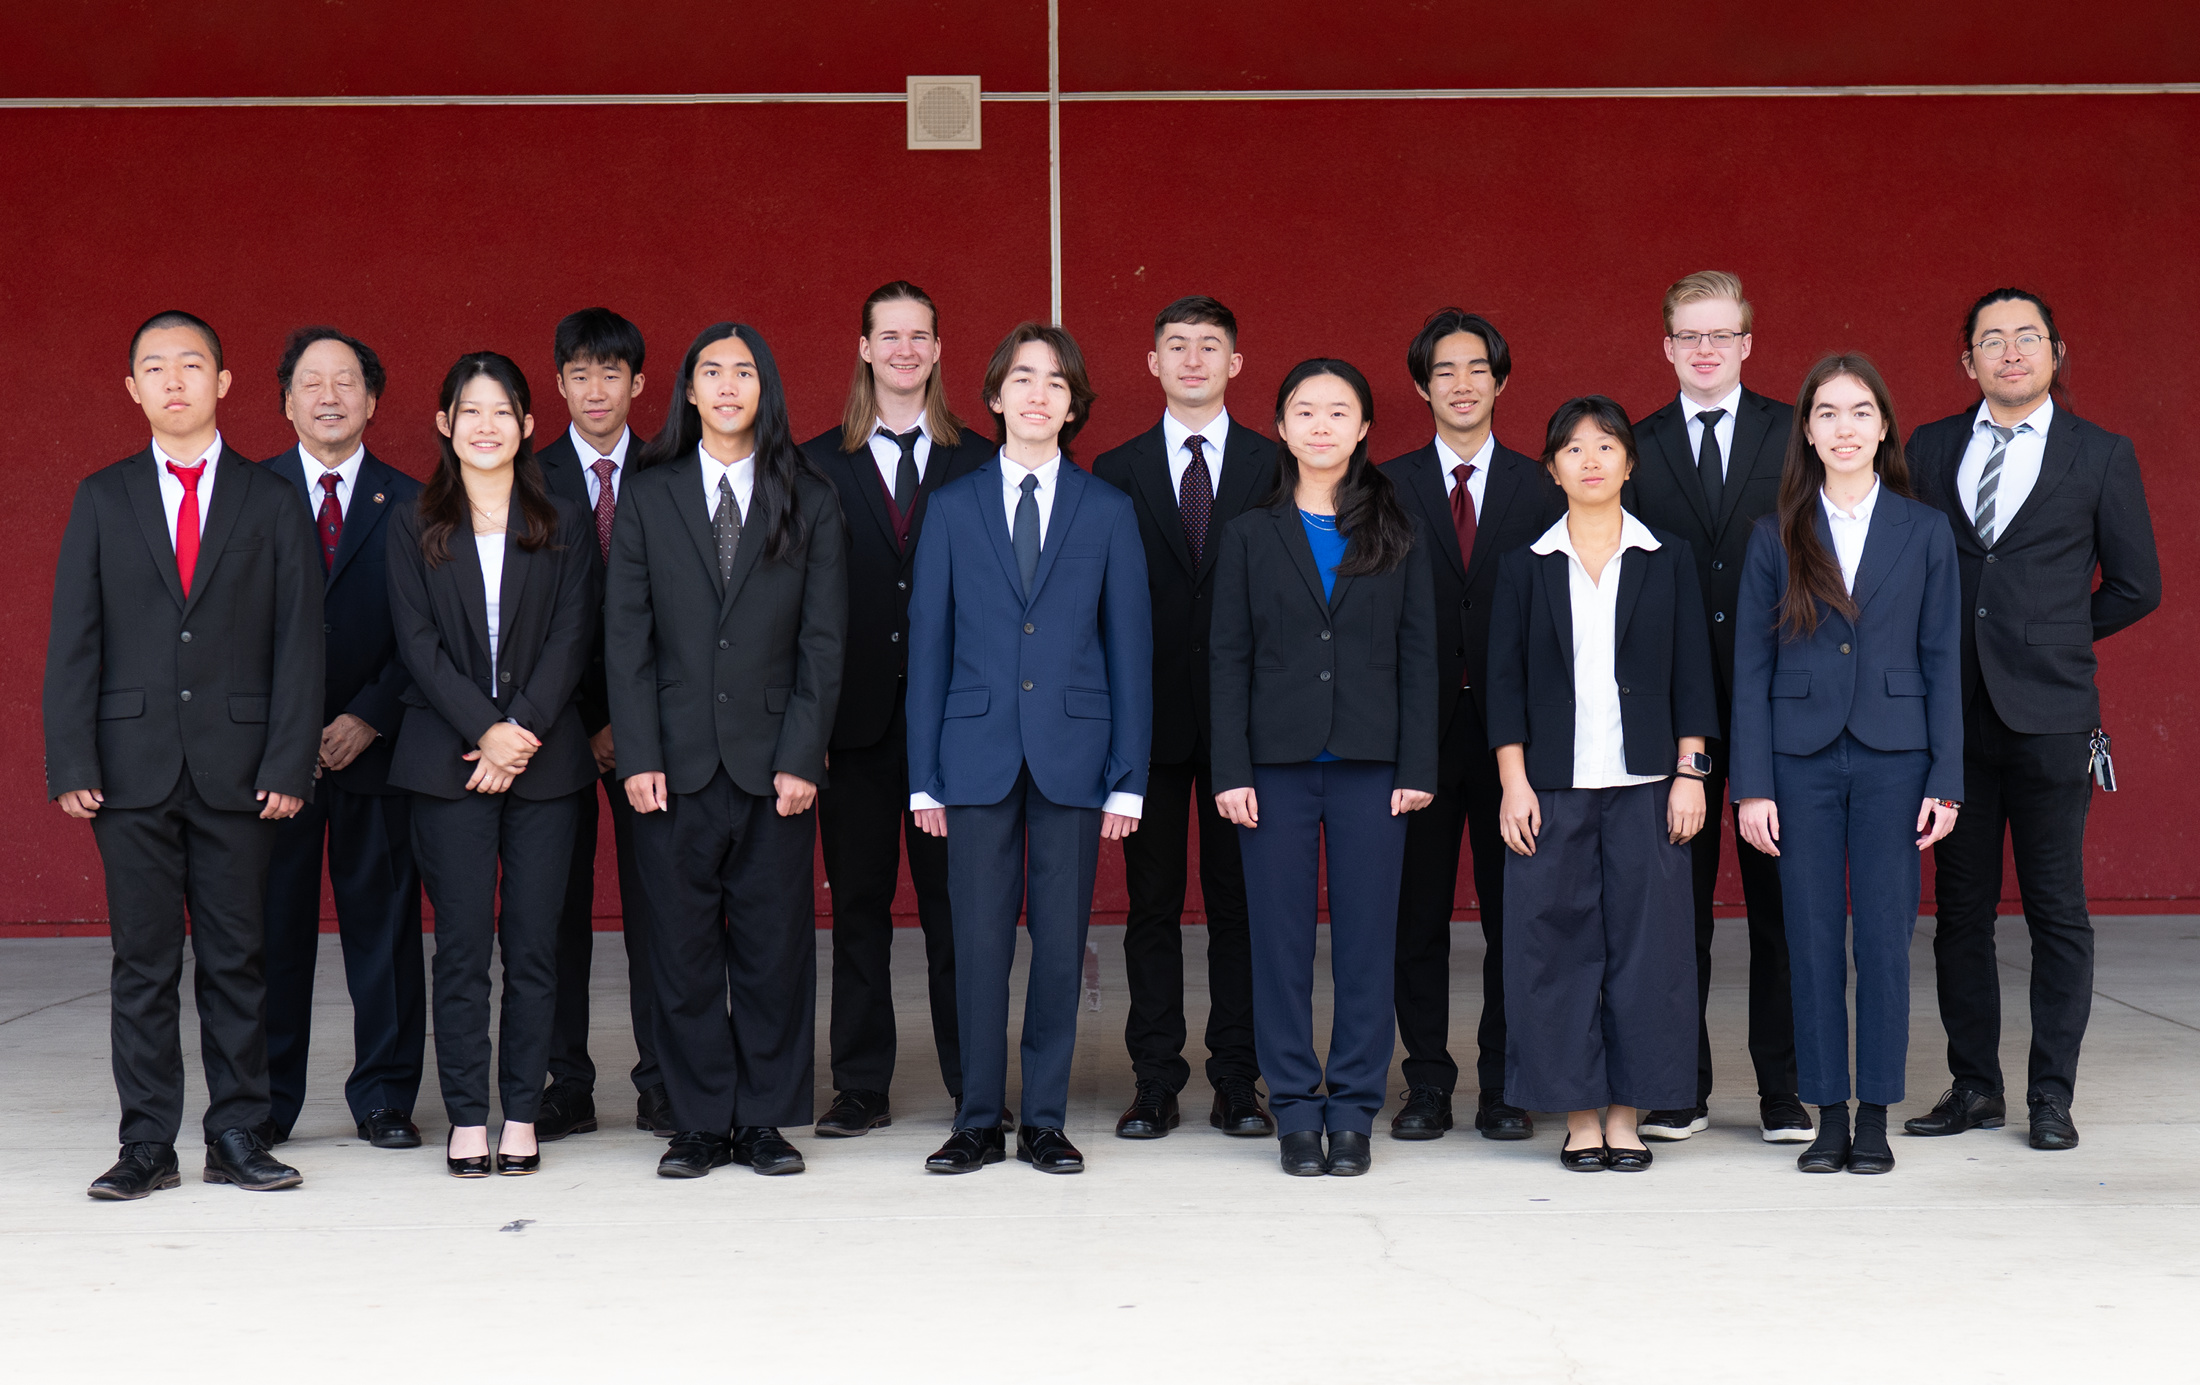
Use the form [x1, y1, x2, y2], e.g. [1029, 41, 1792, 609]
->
[374, 493, 385, 503]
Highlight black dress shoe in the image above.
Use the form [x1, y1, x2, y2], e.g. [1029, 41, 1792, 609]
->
[658, 1131, 733, 1178]
[1209, 1078, 1274, 1137]
[88, 1142, 181, 1201]
[1115, 1080, 1180, 1139]
[1639, 1105, 1709, 1140]
[732, 1126, 805, 1175]
[1390, 1085, 1453, 1140]
[1798, 1106, 1852, 1173]
[495, 1150, 541, 1176]
[535, 1083, 598, 1141]
[204, 1127, 303, 1191]
[250, 1118, 290, 1148]
[636, 1083, 676, 1137]
[356, 1109, 421, 1149]
[1903, 1087, 2006, 1137]
[1279, 1130, 1328, 1175]
[926, 1126, 1006, 1173]
[816, 1088, 892, 1137]
[1605, 1143, 1654, 1172]
[1474, 1090, 1534, 1140]
[447, 1130, 492, 1179]
[2028, 1097, 2081, 1151]
[1559, 1140, 1608, 1172]
[1760, 1095, 1815, 1144]
[1325, 1130, 1371, 1176]
[1017, 1126, 1085, 1173]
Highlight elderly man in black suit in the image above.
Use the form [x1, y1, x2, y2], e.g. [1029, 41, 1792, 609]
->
[46, 311, 322, 1200]
[258, 327, 426, 1151]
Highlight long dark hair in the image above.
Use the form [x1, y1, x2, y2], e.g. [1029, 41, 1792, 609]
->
[839, 281, 966, 451]
[1961, 286, 2068, 399]
[419, 351, 558, 568]
[1774, 353, 1914, 639]
[1267, 358, 1415, 577]
[639, 322, 823, 563]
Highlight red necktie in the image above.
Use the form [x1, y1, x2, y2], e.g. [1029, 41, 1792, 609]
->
[591, 457, 617, 563]
[316, 472, 344, 573]
[1450, 463, 1478, 688]
[168, 459, 207, 595]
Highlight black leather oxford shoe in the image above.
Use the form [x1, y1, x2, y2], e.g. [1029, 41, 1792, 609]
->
[926, 1126, 1007, 1174]
[1903, 1087, 2006, 1137]
[1325, 1130, 1371, 1176]
[1209, 1078, 1274, 1137]
[658, 1131, 733, 1178]
[636, 1084, 676, 1137]
[1474, 1091, 1534, 1141]
[1115, 1080, 1180, 1139]
[732, 1127, 806, 1175]
[88, 1143, 181, 1201]
[2029, 1098, 2080, 1151]
[204, 1127, 303, 1191]
[356, 1109, 421, 1149]
[816, 1088, 892, 1137]
[1017, 1126, 1085, 1173]
[1390, 1085, 1453, 1140]
[1279, 1130, 1328, 1176]
[535, 1083, 598, 1142]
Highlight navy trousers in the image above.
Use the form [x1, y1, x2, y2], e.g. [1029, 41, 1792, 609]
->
[1503, 781, 1696, 1113]
[1773, 731, 1930, 1106]
[945, 765, 1101, 1131]
[1237, 760, 1407, 1138]
[263, 782, 425, 1129]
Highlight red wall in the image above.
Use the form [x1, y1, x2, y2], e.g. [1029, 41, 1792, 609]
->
[5, 4, 2195, 925]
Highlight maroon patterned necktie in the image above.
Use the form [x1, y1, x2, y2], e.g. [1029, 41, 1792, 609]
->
[590, 457, 617, 562]
[1180, 434, 1214, 568]
[316, 472, 343, 573]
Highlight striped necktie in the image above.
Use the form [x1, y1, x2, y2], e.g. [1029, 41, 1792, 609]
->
[1974, 421, 2028, 546]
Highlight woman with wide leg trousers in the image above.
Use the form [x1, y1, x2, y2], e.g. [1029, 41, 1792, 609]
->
[1732, 354, 1963, 1175]
[1210, 359, 1437, 1178]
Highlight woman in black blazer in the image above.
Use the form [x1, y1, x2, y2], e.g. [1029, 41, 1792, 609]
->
[1486, 396, 1717, 1173]
[1210, 359, 1437, 1178]
[387, 352, 599, 1176]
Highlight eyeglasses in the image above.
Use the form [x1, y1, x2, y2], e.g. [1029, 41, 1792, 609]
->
[1971, 332, 2048, 360]
[1668, 331, 1744, 350]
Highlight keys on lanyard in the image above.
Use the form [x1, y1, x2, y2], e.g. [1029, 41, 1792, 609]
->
[2088, 727, 2118, 793]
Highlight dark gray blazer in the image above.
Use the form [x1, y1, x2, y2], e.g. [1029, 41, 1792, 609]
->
[44, 445, 323, 809]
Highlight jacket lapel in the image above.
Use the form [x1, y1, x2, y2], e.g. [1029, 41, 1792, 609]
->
[671, 454, 723, 597]
[1540, 551, 1575, 671]
[1129, 426, 1196, 580]
[1715, 393, 1779, 540]
[451, 518, 494, 678]
[1808, 506, 1856, 634]
[1652, 403, 1714, 536]
[976, 460, 1029, 597]
[900, 435, 965, 574]
[1849, 491, 1914, 613]
[326, 453, 396, 588]
[843, 442, 902, 555]
[1275, 505, 1330, 619]
[1402, 445, 1465, 584]
[1023, 462, 1086, 607]
[179, 448, 253, 621]
[1613, 546, 1647, 643]
[124, 451, 187, 610]
[496, 527, 532, 655]
[1465, 446, 1535, 587]
[1991, 408, 2079, 548]
[1209, 422, 1267, 579]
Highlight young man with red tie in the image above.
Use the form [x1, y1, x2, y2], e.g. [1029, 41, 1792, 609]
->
[47, 311, 323, 1199]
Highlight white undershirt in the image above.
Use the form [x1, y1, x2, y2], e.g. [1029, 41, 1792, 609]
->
[1160, 410, 1228, 496]
[1956, 396, 2053, 539]
[1681, 385, 1743, 480]
[478, 533, 506, 685]
[300, 444, 365, 519]
[1434, 433, 1494, 517]
[151, 432, 223, 547]
[1821, 478, 1881, 594]
[572, 424, 631, 509]
[1529, 512, 1667, 789]
[867, 416, 934, 497]
[698, 446, 757, 522]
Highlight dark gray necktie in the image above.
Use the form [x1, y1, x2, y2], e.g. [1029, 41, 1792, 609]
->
[1694, 408, 1727, 515]
[1974, 422, 2025, 546]
[713, 473, 743, 584]
[1012, 472, 1040, 597]
[880, 427, 921, 516]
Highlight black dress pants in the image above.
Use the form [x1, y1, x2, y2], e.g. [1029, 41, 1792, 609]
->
[1118, 747, 1257, 1091]
[819, 696, 960, 1098]
[547, 767, 661, 1095]
[413, 789, 581, 1127]
[89, 768, 277, 1145]
[264, 781, 425, 1129]
[637, 766, 818, 1134]
[1930, 693, 2096, 1106]
[1395, 696, 1509, 1096]
[1685, 746, 1798, 1104]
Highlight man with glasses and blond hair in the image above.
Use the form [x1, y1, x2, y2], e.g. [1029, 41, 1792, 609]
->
[1622, 271, 1810, 1146]
[1902, 288, 2159, 1152]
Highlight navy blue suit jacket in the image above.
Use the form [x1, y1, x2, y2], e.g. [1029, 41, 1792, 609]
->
[1729, 492, 1963, 803]
[906, 456, 1153, 809]
[261, 445, 421, 794]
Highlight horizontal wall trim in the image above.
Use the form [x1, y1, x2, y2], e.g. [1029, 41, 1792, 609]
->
[3, 83, 2195, 110]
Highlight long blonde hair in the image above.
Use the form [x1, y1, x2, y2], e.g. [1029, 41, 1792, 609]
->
[838, 280, 965, 451]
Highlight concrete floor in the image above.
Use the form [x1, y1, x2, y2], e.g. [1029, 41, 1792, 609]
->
[1, 917, 2195, 1382]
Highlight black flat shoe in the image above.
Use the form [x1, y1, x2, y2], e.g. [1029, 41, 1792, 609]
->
[204, 1127, 303, 1191]
[495, 1150, 541, 1176]
[731, 1126, 806, 1175]
[1325, 1130, 1371, 1176]
[1846, 1146, 1894, 1174]
[88, 1142, 181, 1201]
[357, 1108, 422, 1149]
[1797, 1136, 1851, 1173]
[447, 1147, 492, 1179]
[1559, 1141, 1608, 1172]
[1279, 1130, 1328, 1176]
[1848, 1103, 1894, 1173]
[658, 1131, 733, 1178]
[1017, 1126, 1085, 1173]
[926, 1126, 1006, 1174]
[815, 1088, 891, 1137]
[1604, 1143, 1653, 1172]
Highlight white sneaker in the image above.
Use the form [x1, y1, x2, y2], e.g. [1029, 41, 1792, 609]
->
[1639, 1107, 1709, 1140]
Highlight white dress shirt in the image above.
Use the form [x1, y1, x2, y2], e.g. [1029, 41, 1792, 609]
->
[572, 424, 632, 509]
[699, 445, 756, 522]
[1434, 433, 1495, 517]
[152, 433, 223, 547]
[1956, 396, 2053, 539]
[477, 532, 507, 684]
[867, 416, 933, 498]
[1160, 410, 1229, 497]
[1529, 512, 1668, 790]
[912, 450, 1142, 820]
[1821, 478, 1880, 594]
[301, 444, 366, 519]
[1681, 384, 1743, 479]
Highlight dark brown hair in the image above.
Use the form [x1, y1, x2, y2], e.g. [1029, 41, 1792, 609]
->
[839, 281, 966, 451]
[1267, 358, 1416, 577]
[419, 352, 558, 568]
[1961, 286, 2067, 398]
[1773, 353, 1913, 639]
[981, 322, 1097, 456]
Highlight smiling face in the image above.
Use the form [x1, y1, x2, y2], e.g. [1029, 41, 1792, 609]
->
[1546, 417, 1634, 504]
[688, 335, 762, 458]
[555, 354, 642, 452]
[1278, 373, 1370, 481]
[125, 324, 230, 442]
[1662, 296, 1752, 405]
[859, 298, 940, 406]
[437, 373, 530, 474]
[283, 338, 377, 460]
[1806, 372, 1887, 485]
[1148, 318, 1241, 415]
[1416, 330, 1504, 441]
[1963, 296, 2058, 416]
[990, 339, 1076, 451]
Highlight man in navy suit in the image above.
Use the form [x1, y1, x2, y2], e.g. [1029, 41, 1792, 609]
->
[258, 327, 427, 1150]
[908, 323, 1152, 1175]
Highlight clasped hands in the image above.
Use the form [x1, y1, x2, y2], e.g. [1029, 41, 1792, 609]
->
[1213, 785, 1433, 830]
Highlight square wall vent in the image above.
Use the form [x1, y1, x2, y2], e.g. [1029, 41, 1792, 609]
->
[907, 76, 981, 150]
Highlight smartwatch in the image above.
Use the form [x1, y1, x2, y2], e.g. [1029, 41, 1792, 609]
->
[1676, 752, 1712, 779]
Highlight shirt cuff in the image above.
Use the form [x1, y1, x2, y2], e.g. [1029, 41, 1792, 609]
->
[1102, 792, 1143, 819]
[910, 791, 944, 811]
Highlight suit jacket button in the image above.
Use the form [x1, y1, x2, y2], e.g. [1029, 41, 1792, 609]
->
[718, 692, 728, 702]
[180, 631, 193, 642]
[1318, 670, 1331, 682]
[1024, 623, 1035, 634]
[1022, 680, 1034, 691]
[718, 639, 730, 649]
[1977, 607, 1988, 617]
[1464, 598, 1473, 609]
[1985, 554, 1998, 564]
[890, 632, 901, 642]
[179, 690, 191, 701]
[500, 671, 512, 683]
[1319, 630, 1331, 641]
[1840, 643, 1851, 654]
[1712, 560, 1724, 571]
[1713, 611, 1726, 623]
[1621, 686, 1631, 695]
[898, 580, 908, 590]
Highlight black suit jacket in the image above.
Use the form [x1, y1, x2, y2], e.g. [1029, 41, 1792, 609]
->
[384, 498, 599, 800]
[261, 445, 422, 794]
[1622, 387, 1794, 730]
[1484, 531, 1720, 792]
[536, 428, 647, 738]
[1092, 416, 1278, 765]
[1905, 402, 2161, 733]
[604, 457, 847, 796]
[45, 445, 323, 809]
[800, 424, 991, 751]
[1208, 502, 1439, 795]
[1379, 440, 1566, 759]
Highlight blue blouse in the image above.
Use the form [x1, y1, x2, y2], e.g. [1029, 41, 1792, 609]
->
[1300, 510, 1347, 762]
